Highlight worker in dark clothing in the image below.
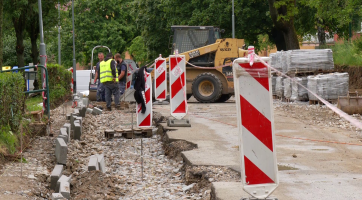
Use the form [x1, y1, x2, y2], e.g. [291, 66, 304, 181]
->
[94, 52, 105, 102]
[99, 53, 120, 111]
[114, 53, 127, 95]
[134, 66, 147, 113]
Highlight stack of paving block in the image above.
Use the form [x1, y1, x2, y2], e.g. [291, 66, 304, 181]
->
[291, 77, 309, 101]
[307, 72, 349, 101]
[287, 49, 334, 73]
[275, 77, 285, 98]
[283, 78, 292, 99]
[270, 49, 334, 74]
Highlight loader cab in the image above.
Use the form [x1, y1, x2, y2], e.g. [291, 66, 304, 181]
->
[170, 26, 223, 67]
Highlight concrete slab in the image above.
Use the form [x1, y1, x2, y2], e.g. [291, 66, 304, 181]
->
[55, 138, 67, 165]
[86, 108, 93, 114]
[88, 155, 99, 171]
[59, 181, 70, 199]
[96, 154, 106, 173]
[79, 106, 87, 117]
[92, 107, 102, 115]
[62, 123, 71, 142]
[66, 114, 71, 120]
[56, 175, 71, 192]
[211, 182, 245, 200]
[74, 122, 82, 140]
[50, 165, 63, 190]
[58, 128, 68, 144]
[75, 116, 82, 126]
[51, 193, 65, 200]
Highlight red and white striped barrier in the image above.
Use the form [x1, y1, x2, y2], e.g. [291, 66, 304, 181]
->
[169, 55, 187, 119]
[137, 72, 152, 127]
[154, 57, 167, 101]
[233, 57, 278, 199]
[126, 68, 132, 91]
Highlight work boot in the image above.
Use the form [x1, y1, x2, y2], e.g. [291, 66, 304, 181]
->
[115, 105, 121, 110]
[106, 107, 112, 111]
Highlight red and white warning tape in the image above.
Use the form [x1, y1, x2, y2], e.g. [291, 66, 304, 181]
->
[253, 54, 362, 130]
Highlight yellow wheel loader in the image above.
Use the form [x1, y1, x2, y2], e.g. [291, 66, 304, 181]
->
[153, 26, 247, 103]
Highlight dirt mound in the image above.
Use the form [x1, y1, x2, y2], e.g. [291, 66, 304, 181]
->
[71, 171, 129, 199]
[164, 140, 197, 159]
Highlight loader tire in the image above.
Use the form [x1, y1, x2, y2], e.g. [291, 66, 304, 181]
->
[192, 72, 222, 103]
[216, 94, 232, 103]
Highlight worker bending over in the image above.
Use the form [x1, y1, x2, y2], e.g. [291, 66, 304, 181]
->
[114, 53, 127, 95]
[100, 53, 121, 111]
[94, 52, 105, 102]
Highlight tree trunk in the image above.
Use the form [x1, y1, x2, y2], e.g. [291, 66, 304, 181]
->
[282, 24, 300, 50]
[13, 12, 26, 68]
[30, 37, 38, 65]
[317, 19, 326, 47]
[268, 0, 300, 50]
[15, 29, 25, 68]
[0, 0, 3, 68]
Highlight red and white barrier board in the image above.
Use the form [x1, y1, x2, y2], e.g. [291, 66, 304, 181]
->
[126, 68, 132, 90]
[154, 57, 167, 101]
[169, 55, 187, 119]
[233, 57, 278, 199]
[137, 72, 152, 127]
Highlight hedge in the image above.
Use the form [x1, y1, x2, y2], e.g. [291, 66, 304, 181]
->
[37, 64, 72, 108]
[0, 72, 26, 154]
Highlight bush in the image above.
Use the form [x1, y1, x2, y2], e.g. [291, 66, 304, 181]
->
[0, 72, 26, 154]
[37, 64, 72, 108]
[332, 38, 362, 67]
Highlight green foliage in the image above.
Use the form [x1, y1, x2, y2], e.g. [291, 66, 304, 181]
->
[0, 125, 18, 154]
[37, 64, 72, 106]
[2, 33, 33, 66]
[25, 96, 42, 112]
[128, 36, 148, 66]
[0, 72, 26, 132]
[331, 39, 362, 67]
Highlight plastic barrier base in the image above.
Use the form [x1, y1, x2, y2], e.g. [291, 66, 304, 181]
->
[153, 100, 170, 105]
[167, 118, 191, 127]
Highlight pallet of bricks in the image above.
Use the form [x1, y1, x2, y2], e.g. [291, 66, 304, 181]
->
[270, 49, 349, 104]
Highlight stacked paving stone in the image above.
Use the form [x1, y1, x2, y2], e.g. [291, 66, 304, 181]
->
[50, 93, 104, 199]
[270, 49, 334, 73]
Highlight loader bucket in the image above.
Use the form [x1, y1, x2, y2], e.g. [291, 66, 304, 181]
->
[337, 93, 362, 115]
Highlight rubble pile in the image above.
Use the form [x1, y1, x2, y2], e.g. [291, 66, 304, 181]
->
[274, 101, 362, 133]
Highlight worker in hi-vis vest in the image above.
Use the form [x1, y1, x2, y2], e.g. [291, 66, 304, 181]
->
[100, 52, 121, 111]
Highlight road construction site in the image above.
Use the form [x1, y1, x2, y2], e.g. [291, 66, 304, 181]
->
[0, 93, 361, 200]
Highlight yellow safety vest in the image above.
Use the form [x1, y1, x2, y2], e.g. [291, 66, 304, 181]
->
[100, 59, 118, 83]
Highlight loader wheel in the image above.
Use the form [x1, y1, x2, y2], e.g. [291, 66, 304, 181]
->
[192, 72, 222, 103]
[216, 94, 232, 103]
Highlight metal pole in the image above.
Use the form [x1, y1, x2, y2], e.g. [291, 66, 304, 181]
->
[232, 0, 235, 38]
[141, 138, 143, 181]
[58, 1, 61, 66]
[72, 0, 77, 93]
[38, 0, 46, 76]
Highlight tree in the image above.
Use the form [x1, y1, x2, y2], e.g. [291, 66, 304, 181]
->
[268, 0, 300, 50]
[302, 0, 362, 45]
[4, 0, 30, 68]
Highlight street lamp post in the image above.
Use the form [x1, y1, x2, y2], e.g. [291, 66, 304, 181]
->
[72, 0, 76, 93]
[232, 0, 235, 38]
